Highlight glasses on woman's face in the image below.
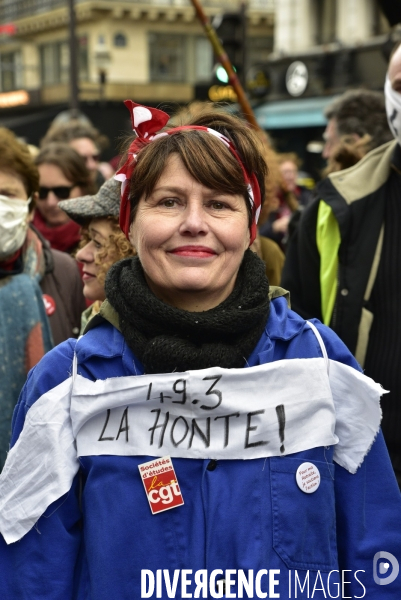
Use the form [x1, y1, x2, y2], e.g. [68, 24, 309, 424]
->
[38, 185, 75, 200]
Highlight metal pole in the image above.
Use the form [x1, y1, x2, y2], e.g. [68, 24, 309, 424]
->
[240, 2, 247, 89]
[189, 0, 260, 130]
[67, 0, 79, 116]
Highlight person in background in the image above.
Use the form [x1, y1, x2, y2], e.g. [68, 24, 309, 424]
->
[322, 88, 392, 160]
[282, 43, 401, 486]
[322, 134, 373, 176]
[41, 120, 109, 190]
[0, 128, 85, 468]
[33, 143, 95, 255]
[58, 178, 136, 331]
[258, 152, 315, 254]
[278, 152, 314, 208]
[282, 97, 386, 255]
[258, 180, 298, 252]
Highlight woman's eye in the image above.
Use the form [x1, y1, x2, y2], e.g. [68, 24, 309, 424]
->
[210, 201, 226, 210]
[92, 240, 102, 250]
[160, 198, 177, 208]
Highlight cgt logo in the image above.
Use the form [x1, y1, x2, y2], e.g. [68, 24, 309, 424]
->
[373, 551, 399, 585]
[139, 456, 185, 515]
[148, 480, 182, 506]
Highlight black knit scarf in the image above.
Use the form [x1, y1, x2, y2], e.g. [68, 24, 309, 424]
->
[105, 249, 270, 374]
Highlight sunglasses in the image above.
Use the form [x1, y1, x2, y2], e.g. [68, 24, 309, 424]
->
[38, 185, 75, 200]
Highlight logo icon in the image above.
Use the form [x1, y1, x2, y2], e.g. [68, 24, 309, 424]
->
[139, 456, 184, 515]
[373, 551, 399, 585]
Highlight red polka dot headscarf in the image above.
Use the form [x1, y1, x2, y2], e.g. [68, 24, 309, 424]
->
[115, 100, 262, 244]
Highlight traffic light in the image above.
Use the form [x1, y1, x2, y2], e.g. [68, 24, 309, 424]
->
[213, 12, 245, 84]
[215, 64, 229, 84]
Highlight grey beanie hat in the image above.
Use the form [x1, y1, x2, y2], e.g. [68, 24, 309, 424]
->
[58, 177, 121, 225]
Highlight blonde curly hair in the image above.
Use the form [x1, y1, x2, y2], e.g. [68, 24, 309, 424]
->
[79, 217, 136, 285]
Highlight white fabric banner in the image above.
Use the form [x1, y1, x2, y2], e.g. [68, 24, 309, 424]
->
[0, 356, 384, 544]
[73, 358, 337, 461]
[0, 378, 77, 544]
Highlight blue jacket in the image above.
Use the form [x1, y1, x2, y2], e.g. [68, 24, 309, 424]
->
[1, 296, 400, 599]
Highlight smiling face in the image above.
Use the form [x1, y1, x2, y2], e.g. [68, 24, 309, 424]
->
[75, 218, 117, 301]
[129, 154, 250, 312]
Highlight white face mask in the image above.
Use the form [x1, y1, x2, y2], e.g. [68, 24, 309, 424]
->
[385, 74, 401, 144]
[0, 195, 31, 260]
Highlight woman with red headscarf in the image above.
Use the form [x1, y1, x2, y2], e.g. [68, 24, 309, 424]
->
[0, 102, 399, 599]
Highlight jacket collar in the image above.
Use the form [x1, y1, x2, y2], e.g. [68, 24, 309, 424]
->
[320, 139, 397, 209]
[83, 287, 301, 361]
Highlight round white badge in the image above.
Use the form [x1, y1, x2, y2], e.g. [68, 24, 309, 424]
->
[296, 462, 321, 494]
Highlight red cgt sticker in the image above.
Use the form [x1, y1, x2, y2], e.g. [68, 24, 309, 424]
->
[139, 456, 184, 515]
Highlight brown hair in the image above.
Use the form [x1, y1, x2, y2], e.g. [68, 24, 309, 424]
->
[277, 152, 302, 169]
[80, 217, 136, 284]
[0, 127, 39, 203]
[323, 134, 373, 176]
[323, 89, 392, 150]
[41, 120, 108, 151]
[125, 109, 268, 226]
[35, 143, 96, 195]
[169, 102, 282, 217]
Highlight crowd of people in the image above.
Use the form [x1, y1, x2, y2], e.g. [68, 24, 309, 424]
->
[0, 42, 400, 600]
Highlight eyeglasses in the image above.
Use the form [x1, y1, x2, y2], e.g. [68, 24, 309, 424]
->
[38, 185, 75, 200]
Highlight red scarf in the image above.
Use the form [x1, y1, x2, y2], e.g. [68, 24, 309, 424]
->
[0, 248, 22, 271]
[32, 210, 81, 254]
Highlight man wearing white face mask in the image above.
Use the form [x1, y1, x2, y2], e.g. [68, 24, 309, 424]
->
[281, 42, 401, 487]
[0, 128, 85, 469]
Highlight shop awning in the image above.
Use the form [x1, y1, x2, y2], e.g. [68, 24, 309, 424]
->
[253, 95, 340, 129]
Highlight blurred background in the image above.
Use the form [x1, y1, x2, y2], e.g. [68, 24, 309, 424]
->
[0, 0, 399, 176]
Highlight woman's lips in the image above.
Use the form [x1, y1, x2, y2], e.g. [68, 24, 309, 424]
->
[169, 246, 217, 258]
[82, 272, 96, 281]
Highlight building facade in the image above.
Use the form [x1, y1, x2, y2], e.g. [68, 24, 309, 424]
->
[253, 0, 394, 171]
[0, 0, 274, 148]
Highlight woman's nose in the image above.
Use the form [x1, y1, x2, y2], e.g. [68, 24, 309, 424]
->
[76, 242, 94, 264]
[178, 201, 209, 235]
